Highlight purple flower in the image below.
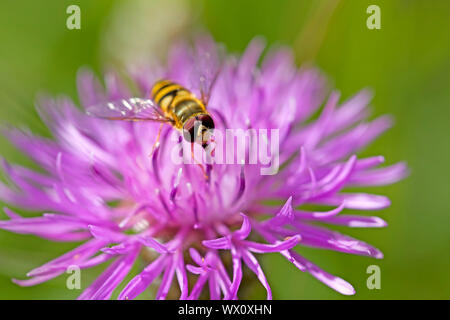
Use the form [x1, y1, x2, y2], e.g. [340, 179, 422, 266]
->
[0, 36, 407, 299]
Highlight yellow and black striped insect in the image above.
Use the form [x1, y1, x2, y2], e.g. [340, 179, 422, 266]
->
[86, 79, 216, 148]
[151, 79, 215, 147]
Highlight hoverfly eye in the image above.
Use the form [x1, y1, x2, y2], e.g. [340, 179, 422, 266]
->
[182, 118, 197, 143]
[182, 114, 215, 145]
[183, 126, 196, 143]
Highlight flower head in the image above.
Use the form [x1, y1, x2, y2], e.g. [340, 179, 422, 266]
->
[0, 36, 407, 299]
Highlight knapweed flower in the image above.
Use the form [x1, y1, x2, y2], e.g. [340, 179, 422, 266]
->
[0, 36, 407, 299]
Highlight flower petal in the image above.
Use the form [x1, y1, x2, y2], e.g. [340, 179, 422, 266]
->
[78, 246, 140, 300]
[243, 235, 301, 253]
[241, 249, 272, 299]
[314, 193, 391, 210]
[289, 251, 355, 296]
[233, 213, 251, 240]
[118, 255, 167, 300]
[202, 237, 231, 250]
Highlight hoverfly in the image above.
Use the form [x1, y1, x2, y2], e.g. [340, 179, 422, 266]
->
[86, 78, 216, 149]
[86, 44, 222, 180]
[86, 41, 222, 153]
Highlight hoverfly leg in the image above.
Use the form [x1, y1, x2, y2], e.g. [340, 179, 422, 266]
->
[190, 143, 209, 181]
[149, 123, 165, 157]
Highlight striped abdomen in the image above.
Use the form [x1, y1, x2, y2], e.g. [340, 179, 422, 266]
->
[150, 79, 207, 129]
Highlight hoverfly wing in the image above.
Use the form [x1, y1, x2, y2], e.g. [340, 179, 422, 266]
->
[189, 37, 224, 106]
[86, 98, 172, 123]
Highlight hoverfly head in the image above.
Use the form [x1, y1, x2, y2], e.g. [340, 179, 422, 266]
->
[183, 114, 215, 148]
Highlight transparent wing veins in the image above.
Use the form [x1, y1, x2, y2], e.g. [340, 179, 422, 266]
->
[86, 98, 173, 123]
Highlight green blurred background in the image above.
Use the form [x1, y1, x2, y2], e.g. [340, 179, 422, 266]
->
[0, 0, 449, 299]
